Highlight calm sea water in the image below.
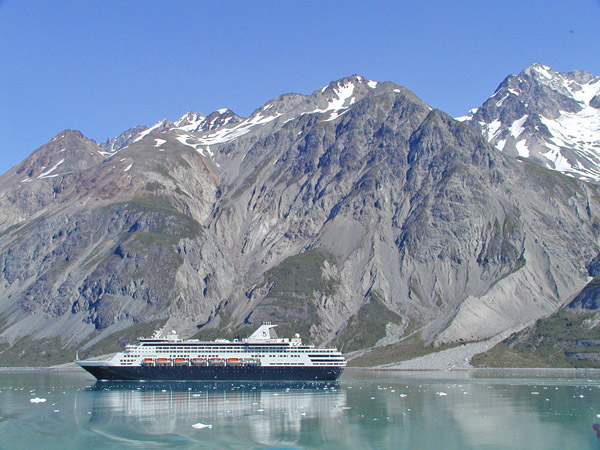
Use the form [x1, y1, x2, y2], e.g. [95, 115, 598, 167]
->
[1, 368, 600, 449]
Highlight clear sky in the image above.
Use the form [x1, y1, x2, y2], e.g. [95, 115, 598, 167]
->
[1, 0, 599, 174]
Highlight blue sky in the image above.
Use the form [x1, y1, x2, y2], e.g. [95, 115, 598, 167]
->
[1, 0, 599, 174]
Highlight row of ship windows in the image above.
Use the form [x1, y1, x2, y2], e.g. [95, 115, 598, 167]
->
[142, 347, 337, 353]
[118, 362, 340, 366]
[125, 351, 301, 359]
[126, 354, 302, 359]
[125, 353, 338, 359]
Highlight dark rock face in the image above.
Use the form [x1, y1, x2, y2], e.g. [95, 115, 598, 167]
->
[568, 277, 600, 310]
[100, 125, 148, 153]
[1, 73, 599, 365]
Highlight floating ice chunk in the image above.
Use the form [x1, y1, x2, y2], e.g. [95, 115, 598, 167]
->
[30, 397, 46, 403]
[436, 392, 448, 396]
[399, 394, 407, 398]
[531, 392, 539, 395]
[192, 423, 212, 429]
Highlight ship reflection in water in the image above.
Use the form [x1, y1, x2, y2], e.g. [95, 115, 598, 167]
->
[3, 370, 600, 449]
[81, 381, 346, 447]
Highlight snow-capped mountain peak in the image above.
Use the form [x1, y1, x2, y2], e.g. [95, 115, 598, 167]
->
[173, 112, 206, 132]
[133, 119, 173, 143]
[101, 75, 386, 155]
[460, 64, 600, 182]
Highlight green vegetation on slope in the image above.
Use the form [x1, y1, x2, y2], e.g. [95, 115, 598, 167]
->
[193, 248, 339, 344]
[265, 248, 338, 297]
[254, 248, 338, 340]
[105, 195, 202, 280]
[471, 310, 600, 368]
[333, 291, 403, 354]
[348, 331, 458, 367]
[0, 319, 168, 367]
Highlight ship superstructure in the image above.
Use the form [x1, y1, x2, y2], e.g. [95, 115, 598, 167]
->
[75, 324, 346, 381]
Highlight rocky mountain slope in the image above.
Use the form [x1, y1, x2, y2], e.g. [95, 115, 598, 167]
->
[458, 63, 600, 182]
[1, 73, 600, 366]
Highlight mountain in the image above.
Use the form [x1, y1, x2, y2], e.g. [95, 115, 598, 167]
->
[471, 250, 600, 368]
[99, 109, 246, 154]
[458, 63, 600, 182]
[0, 130, 108, 230]
[1, 73, 600, 367]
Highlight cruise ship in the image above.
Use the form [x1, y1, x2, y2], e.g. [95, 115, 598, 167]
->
[75, 323, 346, 381]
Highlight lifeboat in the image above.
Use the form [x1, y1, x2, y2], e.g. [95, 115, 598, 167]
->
[173, 358, 188, 366]
[142, 358, 155, 366]
[155, 358, 171, 366]
[191, 358, 207, 366]
[226, 358, 242, 366]
[208, 358, 225, 366]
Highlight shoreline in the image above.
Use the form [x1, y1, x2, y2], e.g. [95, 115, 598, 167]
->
[2, 365, 600, 374]
[2, 330, 600, 373]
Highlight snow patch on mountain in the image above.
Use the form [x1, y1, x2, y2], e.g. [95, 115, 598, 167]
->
[515, 139, 530, 158]
[486, 119, 502, 141]
[310, 80, 357, 121]
[509, 115, 528, 139]
[101, 75, 384, 160]
[38, 159, 65, 179]
[134, 119, 170, 143]
[173, 112, 206, 132]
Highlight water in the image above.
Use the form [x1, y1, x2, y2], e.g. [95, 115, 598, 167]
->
[1, 368, 600, 449]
